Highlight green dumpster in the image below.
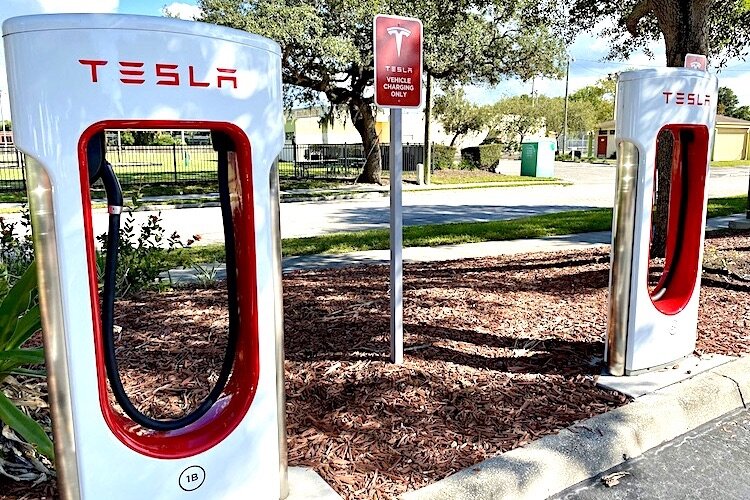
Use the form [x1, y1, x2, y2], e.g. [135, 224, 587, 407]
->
[520, 138, 556, 177]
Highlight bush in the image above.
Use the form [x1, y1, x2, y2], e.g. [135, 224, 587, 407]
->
[461, 144, 504, 170]
[97, 212, 190, 296]
[431, 144, 457, 170]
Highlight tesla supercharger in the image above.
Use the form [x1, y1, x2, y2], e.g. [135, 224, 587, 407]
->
[606, 68, 718, 376]
[3, 14, 287, 499]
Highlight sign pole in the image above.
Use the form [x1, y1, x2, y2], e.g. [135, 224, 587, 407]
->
[373, 13, 422, 364]
[389, 108, 403, 364]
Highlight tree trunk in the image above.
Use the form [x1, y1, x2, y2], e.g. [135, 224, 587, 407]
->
[638, 0, 712, 257]
[349, 97, 382, 184]
[651, 130, 674, 258]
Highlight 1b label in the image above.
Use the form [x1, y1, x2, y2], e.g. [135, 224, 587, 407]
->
[179, 466, 206, 492]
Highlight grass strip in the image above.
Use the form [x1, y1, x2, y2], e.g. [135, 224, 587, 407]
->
[164, 195, 746, 265]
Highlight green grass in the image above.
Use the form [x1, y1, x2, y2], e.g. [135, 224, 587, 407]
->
[711, 160, 750, 168]
[166, 195, 748, 265]
[399, 169, 562, 185]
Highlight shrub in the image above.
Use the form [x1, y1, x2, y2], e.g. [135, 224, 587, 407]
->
[0, 262, 54, 461]
[431, 144, 456, 170]
[461, 144, 505, 169]
[0, 208, 35, 281]
[96, 212, 189, 296]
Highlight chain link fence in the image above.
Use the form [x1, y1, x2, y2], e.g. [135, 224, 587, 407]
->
[0, 142, 425, 192]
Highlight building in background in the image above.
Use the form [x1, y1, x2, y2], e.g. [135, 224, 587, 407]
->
[596, 115, 750, 161]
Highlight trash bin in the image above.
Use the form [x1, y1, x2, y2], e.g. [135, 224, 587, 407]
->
[520, 138, 556, 177]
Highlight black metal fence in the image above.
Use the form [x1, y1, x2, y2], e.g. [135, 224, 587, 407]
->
[0, 142, 425, 192]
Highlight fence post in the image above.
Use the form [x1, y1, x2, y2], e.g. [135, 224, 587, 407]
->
[172, 143, 178, 183]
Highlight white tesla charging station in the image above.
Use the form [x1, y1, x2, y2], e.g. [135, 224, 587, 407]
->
[3, 14, 286, 499]
[606, 68, 718, 376]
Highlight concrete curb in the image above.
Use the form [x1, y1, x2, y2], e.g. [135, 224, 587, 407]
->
[400, 356, 750, 500]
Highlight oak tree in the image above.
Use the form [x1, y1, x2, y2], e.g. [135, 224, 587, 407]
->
[198, 0, 564, 183]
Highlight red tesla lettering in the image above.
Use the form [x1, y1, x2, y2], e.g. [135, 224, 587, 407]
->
[189, 66, 210, 87]
[696, 94, 704, 105]
[155, 63, 180, 86]
[119, 61, 145, 85]
[687, 93, 696, 105]
[217, 68, 238, 89]
[79, 59, 107, 82]
[675, 92, 685, 105]
[705, 95, 711, 105]
[663, 91, 673, 104]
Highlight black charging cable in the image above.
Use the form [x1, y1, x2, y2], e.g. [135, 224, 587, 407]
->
[90, 132, 240, 432]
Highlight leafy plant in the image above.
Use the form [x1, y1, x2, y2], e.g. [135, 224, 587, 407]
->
[0, 207, 35, 281]
[0, 262, 54, 461]
[97, 212, 191, 296]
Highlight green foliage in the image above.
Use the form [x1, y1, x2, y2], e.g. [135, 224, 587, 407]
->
[127, 131, 177, 146]
[0, 262, 54, 461]
[717, 86, 750, 120]
[567, 1, 750, 67]
[570, 78, 616, 124]
[120, 131, 135, 146]
[96, 212, 190, 296]
[461, 144, 504, 169]
[433, 88, 489, 147]
[431, 144, 457, 170]
[0, 120, 10, 131]
[198, 0, 565, 181]
[153, 132, 176, 146]
[0, 209, 35, 281]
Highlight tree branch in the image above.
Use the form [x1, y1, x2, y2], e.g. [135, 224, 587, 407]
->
[625, 0, 653, 37]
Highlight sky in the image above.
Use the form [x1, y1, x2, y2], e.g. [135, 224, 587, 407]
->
[1, 1, 750, 121]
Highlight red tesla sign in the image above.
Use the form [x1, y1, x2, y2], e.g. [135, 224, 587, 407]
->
[374, 14, 423, 108]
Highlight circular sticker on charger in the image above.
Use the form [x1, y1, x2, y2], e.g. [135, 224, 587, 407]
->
[179, 466, 206, 492]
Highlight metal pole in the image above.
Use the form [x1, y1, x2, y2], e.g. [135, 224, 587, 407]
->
[562, 57, 571, 158]
[423, 72, 432, 185]
[390, 108, 403, 364]
[0, 90, 6, 145]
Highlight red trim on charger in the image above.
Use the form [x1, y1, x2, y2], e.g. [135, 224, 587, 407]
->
[647, 124, 709, 315]
[78, 120, 259, 459]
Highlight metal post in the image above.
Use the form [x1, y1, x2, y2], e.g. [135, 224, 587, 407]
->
[0, 89, 6, 145]
[562, 57, 571, 158]
[172, 142, 178, 182]
[390, 108, 403, 364]
[423, 73, 432, 185]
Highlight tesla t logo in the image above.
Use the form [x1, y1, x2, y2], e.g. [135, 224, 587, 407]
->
[662, 91, 710, 106]
[78, 59, 238, 88]
[386, 26, 411, 57]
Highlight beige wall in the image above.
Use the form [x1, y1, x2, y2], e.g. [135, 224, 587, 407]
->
[713, 128, 748, 162]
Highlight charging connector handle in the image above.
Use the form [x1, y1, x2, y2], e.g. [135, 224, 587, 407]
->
[95, 137, 240, 432]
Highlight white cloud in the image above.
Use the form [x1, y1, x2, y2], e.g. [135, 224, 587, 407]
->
[0, 0, 120, 121]
[163, 2, 201, 20]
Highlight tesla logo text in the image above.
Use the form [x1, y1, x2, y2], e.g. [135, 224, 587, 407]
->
[662, 91, 710, 106]
[78, 59, 238, 88]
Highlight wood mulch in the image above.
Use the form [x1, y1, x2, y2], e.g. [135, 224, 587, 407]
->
[2, 229, 749, 499]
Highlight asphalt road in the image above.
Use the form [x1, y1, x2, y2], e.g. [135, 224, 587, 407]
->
[5, 162, 722, 245]
[552, 407, 750, 500]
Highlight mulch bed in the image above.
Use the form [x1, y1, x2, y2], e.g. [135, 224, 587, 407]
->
[2, 229, 750, 499]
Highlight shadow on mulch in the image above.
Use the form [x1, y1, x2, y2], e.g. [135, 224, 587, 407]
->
[3, 231, 750, 499]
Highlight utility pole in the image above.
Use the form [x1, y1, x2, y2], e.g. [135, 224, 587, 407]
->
[562, 56, 573, 157]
